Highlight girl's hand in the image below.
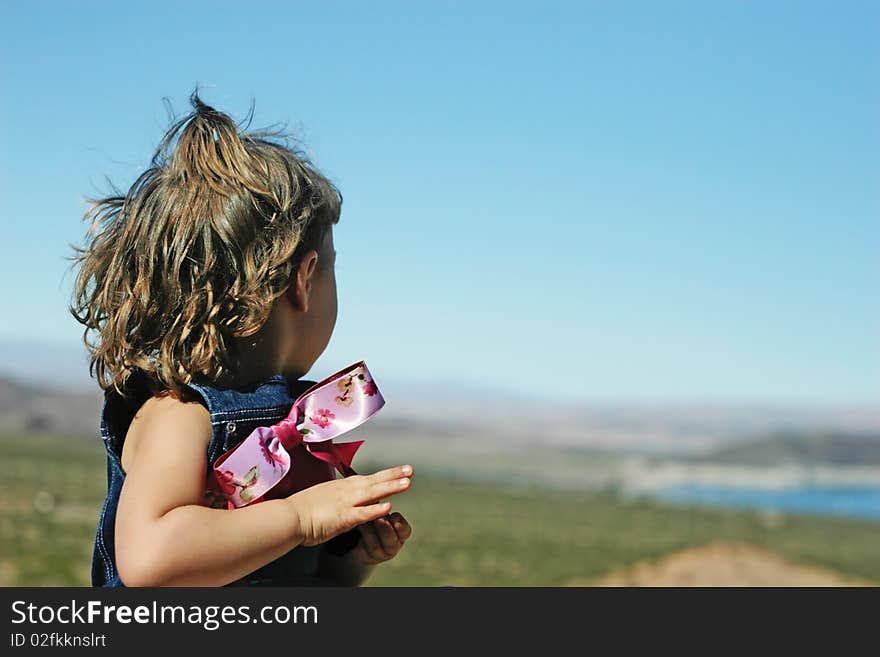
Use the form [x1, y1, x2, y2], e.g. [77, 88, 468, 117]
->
[287, 465, 413, 547]
[349, 512, 412, 565]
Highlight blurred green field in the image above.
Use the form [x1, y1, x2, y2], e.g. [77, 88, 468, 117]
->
[1, 432, 879, 586]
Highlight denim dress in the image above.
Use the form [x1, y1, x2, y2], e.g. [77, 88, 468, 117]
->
[91, 371, 348, 587]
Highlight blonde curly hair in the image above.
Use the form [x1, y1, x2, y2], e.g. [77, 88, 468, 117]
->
[67, 90, 341, 399]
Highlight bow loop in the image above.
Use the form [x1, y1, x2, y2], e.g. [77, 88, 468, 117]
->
[209, 361, 385, 508]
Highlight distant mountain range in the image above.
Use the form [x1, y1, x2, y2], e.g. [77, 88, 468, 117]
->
[1, 368, 878, 455]
[0, 375, 104, 438]
[687, 431, 880, 467]
[1, 337, 878, 453]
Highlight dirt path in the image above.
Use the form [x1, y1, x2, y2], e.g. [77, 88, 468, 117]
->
[578, 543, 872, 587]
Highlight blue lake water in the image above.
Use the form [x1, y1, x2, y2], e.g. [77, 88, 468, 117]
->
[652, 484, 880, 521]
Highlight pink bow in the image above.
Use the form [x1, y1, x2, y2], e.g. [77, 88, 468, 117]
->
[209, 361, 385, 508]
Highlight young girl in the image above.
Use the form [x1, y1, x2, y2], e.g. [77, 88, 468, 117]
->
[68, 91, 413, 587]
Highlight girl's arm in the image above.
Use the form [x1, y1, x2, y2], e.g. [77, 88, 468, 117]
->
[115, 396, 409, 586]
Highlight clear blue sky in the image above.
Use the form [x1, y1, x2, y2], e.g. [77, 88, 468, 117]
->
[0, 1, 877, 404]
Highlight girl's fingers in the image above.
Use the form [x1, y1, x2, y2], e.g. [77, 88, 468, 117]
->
[353, 501, 391, 524]
[356, 522, 383, 562]
[374, 516, 399, 553]
[366, 465, 413, 484]
[389, 512, 412, 541]
[355, 476, 410, 505]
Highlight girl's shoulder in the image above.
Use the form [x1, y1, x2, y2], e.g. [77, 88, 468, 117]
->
[119, 393, 212, 473]
[101, 369, 209, 463]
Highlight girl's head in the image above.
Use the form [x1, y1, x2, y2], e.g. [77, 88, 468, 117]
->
[68, 90, 341, 398]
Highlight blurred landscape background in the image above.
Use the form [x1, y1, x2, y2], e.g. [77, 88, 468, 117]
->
[1, 343, 878, 586]
[1, 2, 878, 585]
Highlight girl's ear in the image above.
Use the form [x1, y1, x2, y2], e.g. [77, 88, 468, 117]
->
[286, 250, 319, 312]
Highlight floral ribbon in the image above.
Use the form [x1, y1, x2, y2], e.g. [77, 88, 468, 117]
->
[210, 361, 385, 508]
